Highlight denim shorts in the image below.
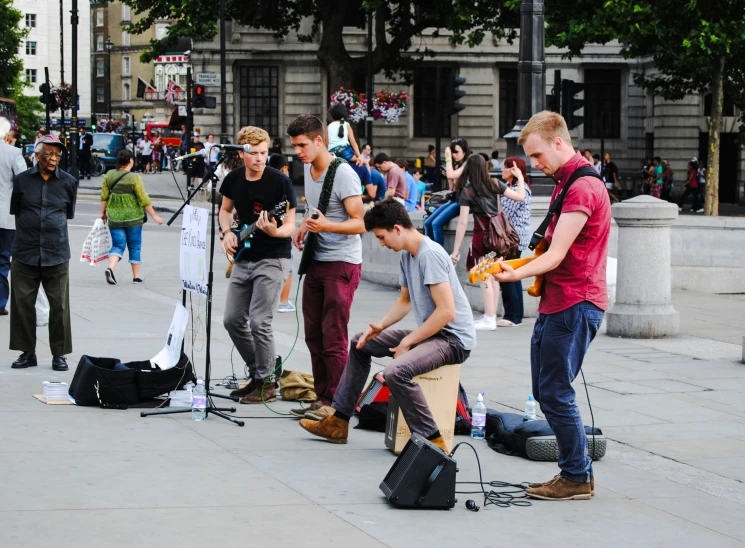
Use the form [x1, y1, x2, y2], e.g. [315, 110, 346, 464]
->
[109, 226, 143, 264]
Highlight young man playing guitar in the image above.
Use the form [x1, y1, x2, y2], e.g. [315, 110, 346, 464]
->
[494, 111, 611, 501]
[219, 126, 297, 404]
[288, 114, 365, 420]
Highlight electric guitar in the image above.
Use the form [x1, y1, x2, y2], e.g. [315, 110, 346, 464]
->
[467, 238, 547, 297]
[230, 200, 290, 262]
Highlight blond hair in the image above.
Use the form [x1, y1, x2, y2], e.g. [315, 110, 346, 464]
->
[518, 111, 572, 146]
[237, 126, 270, 147]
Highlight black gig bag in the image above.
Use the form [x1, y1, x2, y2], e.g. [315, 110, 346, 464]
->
[68, 355, 139, 407]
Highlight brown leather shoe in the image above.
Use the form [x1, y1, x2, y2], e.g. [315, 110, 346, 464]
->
[299, 415, 349, 444]
[239, 382, 276, 404]
[304, 405, 334, 421]
[526, 476, 592, 501]
[429, 436, 448, 452]
[529, 474, 594, 495]
[290, 400, 322, 418]
[230, 379, 255, 399]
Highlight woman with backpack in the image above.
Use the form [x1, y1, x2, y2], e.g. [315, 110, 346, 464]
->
[450, 154, 525, 331]
[423, 138, 471, 246]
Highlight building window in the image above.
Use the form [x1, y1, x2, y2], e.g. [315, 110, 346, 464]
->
[122, 31, 130, 47]
[97, 86, 105, 104]
[25, 14, 36, 28]
[122, 56, 131, 76]
[240, 66, 279, 139]
[25, 41, 36, 55]
[123, 83, 131, 101]
[156, 23, 169, 40]
[96, 9, 104, 27]
[583, 69, 622, 139]
[25, 69, 37, 83]
[704, 92, 736, 117]
[413, 66, 454, 138]
[96, 35, 104, 51]
[96, 60, 105, 77]
[499, 68, 518, 139]
[122, 5, 131, 21]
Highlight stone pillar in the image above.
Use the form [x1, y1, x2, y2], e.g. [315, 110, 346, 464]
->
[606, 196, 680, 338]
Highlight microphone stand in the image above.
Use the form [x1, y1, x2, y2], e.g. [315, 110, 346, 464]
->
[141, 153, 245, 427]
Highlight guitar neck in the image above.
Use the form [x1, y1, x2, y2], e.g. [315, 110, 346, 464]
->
[468, 256, 535, 284]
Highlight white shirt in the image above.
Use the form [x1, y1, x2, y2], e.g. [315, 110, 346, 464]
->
[0, 143, 29, 230]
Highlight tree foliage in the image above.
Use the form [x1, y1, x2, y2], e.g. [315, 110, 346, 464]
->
[545, 0, 745, 215]
[11, 81, 43, 141]
[122, 0, 517, 89]
[0, 0, 27, 94]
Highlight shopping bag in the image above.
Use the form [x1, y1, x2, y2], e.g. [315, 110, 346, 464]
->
[35, 287, 50, 327]
[80, 219, 112, 266]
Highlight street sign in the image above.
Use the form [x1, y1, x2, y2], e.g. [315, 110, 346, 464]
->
[195, 73, 221, 86]
[178, 106, 187, 116]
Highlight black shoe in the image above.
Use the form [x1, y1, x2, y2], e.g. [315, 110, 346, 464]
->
[105, 268, 117, 285]
[133, 278, 143, 284]
[12, 351, 37, 369]
[52, 355, 68, 371]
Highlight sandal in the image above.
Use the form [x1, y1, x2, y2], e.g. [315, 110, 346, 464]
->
[497, 319, 521, 327]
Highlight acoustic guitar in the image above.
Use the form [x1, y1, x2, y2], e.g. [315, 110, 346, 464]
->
[230, 200, 290, 262]
[467, 238, 547, 297]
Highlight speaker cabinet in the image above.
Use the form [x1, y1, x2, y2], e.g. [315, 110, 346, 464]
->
[380, 434, 457, 509]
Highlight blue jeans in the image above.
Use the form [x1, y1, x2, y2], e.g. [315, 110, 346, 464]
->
[531, 301, 604, 483]
[500, 251, 524, 324]
[329, 145, 355, 161]
[109, 226, 143, 264]
[0, 228, 14, 309]
[423, 201, 459, 246]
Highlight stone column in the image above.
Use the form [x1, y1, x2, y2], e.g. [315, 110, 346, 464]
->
[606, 196, 680, 338]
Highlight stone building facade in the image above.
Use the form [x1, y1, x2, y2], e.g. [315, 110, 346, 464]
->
[189, 21, 743, 204]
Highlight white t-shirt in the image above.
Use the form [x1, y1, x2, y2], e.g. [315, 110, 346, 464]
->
[140, 141, 152, 155]
[327, 121, 351, 150]
[304, 161, 362, 264]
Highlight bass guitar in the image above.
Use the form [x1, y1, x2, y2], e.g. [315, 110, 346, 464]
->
[467, 238, 547, 297]
[231, 200, 289, 262]
[296, 209, 319, 277]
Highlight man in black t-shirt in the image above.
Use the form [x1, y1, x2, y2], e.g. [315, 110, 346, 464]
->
[218, 126, 297, 404]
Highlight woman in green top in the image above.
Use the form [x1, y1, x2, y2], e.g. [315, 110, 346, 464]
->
[100, 150, 163, 285]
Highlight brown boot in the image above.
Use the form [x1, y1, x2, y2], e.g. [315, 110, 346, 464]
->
[229, 379, 255, 399]
[240, 381, 276, 404]
[429, 436, 448, 452]
[529, 474, 594, 495]
[299, 415, 349, 444]
[526, 476, 592, 501]
[290, 400, 322, 418]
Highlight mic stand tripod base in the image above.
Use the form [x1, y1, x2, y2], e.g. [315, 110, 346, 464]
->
[140, 401, 244, 427]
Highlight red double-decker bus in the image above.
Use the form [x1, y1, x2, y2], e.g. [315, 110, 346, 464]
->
[0, 97, 18, 131]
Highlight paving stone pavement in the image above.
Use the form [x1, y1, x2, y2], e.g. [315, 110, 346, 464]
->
[1, 199, 744, 547]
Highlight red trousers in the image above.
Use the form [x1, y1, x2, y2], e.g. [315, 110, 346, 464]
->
[302, 260, 362, 405]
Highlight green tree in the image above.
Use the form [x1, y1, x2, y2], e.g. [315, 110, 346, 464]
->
[544, 0, 745, 216]
[11, 81, 43, 141]
[122, 0, 516, 91]
[0, 0, 26, 94]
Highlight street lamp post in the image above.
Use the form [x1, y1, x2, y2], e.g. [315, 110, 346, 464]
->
[106, 39, 114, 122]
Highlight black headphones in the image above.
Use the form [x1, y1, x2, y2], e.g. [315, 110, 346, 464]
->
[465, 499, 480, 512]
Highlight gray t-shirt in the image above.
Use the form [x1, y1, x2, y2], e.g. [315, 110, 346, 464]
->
[399, 237, 477, 351]
[304, 161, 362, 264]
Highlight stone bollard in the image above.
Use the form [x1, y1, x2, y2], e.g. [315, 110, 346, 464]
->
[606, 195, 680, 338]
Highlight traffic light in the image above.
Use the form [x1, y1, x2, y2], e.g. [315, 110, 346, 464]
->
[91, 114, 97, 133]
[561, 79, 584, 130]
[192, 85, 217, 109]
[39, 83, 50, 105]
[449, 76, 467, 115]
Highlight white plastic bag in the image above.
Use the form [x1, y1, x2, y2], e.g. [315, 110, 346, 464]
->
[35, 286, 49, 327]
[80, 218, 112, 266]
[607, 256, 618, 303]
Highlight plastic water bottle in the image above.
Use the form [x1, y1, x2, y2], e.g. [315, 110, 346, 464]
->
[192, 377, 207, 421]
[524, 395, 537, 421]
[470, 392, 486, 439]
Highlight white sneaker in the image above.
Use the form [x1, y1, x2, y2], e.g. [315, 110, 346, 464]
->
[695, 208, 704, 213]
[474, 316, 497, 331]
[277, 301, 296, 313]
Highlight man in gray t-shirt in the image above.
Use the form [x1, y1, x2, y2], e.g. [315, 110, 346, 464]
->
[289, 114, 366, 419]
[300, 199, 476, 450]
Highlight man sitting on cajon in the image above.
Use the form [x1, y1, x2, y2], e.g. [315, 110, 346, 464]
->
[299, 198, 476, 449]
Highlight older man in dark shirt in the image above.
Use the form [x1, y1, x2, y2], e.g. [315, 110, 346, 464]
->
[9, 135, 77, 371]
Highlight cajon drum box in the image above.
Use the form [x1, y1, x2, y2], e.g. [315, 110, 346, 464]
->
[385, 364, 461, 454]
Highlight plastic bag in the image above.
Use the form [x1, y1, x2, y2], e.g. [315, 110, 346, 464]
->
[35, 286, 49, 327]
[80, 218, 112, 266]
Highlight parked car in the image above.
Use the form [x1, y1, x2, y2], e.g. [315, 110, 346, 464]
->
[91, 132, 127, 170]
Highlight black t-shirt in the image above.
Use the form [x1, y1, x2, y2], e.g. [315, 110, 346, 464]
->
[219, 166, 297, 262]
[603, 161, 618, 182]
[458, 180, 507, 217]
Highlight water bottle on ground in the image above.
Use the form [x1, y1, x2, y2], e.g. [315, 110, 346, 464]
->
[470, 392, 487, 439]
[192, 377, 207, 421]
[524, 394, 537, 421]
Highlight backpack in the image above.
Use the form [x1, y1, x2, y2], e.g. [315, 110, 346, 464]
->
[466, 187, 521, 259]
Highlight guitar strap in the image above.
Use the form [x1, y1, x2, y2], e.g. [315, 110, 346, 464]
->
[528, 166, 603, 250]
[315, 157, 346, 216]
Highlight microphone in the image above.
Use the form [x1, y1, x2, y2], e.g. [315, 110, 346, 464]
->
[212, 143, 252, 153]
[173, 149, 208, 162]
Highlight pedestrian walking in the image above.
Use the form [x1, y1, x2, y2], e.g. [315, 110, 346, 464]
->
[650, 156, 663, 198]
[100, 150, 164, 285]
[9, 135, 77, 371]
[0, 140, 29, 316]
[678, 160, 703, 213]
[78, 127, 93, 180]
[660, 159, 675, 202]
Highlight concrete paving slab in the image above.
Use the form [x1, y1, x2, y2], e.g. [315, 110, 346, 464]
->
[684, 456, 745, 483]
[641, 438, 745, 460]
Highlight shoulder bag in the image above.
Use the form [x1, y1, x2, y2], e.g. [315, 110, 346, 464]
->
[465, 187, 521, 259]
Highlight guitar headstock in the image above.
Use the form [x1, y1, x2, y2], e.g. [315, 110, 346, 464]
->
[467, 252, 500, 284]
[269, 200, 290, 222]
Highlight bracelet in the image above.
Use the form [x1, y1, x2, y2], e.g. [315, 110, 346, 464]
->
[445, 159, 452, 163]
